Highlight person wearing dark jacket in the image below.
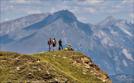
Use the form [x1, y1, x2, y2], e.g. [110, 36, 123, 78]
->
[48, 38, 52, 51]
[58, 39, 63, 50]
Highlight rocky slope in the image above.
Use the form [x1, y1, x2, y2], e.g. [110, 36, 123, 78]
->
[0, 51, 111, 83]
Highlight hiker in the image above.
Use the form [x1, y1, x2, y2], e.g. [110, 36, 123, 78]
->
[58, 39, 63, 50]
[52, 38, 57, 51]
[48, 38, 52, 51]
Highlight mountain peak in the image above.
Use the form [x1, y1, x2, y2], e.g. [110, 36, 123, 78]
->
[55, 10, 74, 16]
[98, 16, 117, 26]
[22, 10, 78, 30]
[54, 10, 77, 22]
[105, 16, 116, 21]
[103, 16, 117, 24]
[56, 10, 72, 14]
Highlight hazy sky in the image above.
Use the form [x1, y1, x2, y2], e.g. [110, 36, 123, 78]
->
[0, 0, 134, 24]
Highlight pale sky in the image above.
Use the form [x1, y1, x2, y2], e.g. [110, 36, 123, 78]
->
[0, 0, 134, 24]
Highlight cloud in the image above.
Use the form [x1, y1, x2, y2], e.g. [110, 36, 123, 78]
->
[86, 0, 104, 4]
[9, 0, 30, 4]
[15, 0, 28, 3]
[9, 0, 41, 4]
[0, 0, 133, 23]
[122, 0, 134, 4]
[78, 0, 104, 5]
[26, 10, 42, 14]
[83, 7, 96, 13]
[89, 8, 96, 13]
[1, 5, 14, 11]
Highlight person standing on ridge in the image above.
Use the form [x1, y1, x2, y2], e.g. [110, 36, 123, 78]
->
[52, 38, 57, 51]
[58, 39, 63, 50]
[48, 38, 52, 51]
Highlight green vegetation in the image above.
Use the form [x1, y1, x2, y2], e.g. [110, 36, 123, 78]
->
[0, 51, 111, 83]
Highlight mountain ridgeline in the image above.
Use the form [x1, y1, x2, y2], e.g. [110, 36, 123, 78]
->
[0, 51, 111, 83]
[0, 10, 134, 83]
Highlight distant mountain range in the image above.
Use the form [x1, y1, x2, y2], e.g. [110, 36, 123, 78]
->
[0, 10, 134, 83]
[110, 74, 134, 83]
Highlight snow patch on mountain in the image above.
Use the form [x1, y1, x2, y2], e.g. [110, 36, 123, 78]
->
[110, 30, 118, 36]
[122, 59, 128, 67]
[122, 49, 134, 61]
[116, 20, 133, 37]
[121, 27, 133, 37]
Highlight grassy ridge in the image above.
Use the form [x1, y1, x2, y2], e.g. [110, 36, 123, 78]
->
[0, 51, 112, 83]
